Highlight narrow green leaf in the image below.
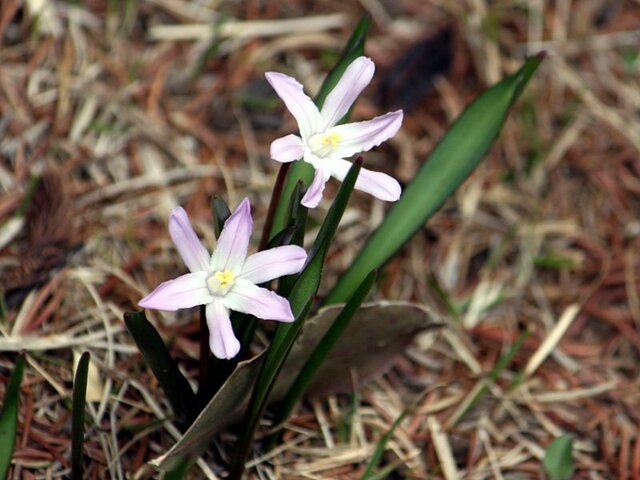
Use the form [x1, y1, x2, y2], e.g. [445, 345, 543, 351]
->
[0, 355, 25, 480]
[271, 159, 362, 358]
[71, 352, 90, 480]
[269, 15, 370, 240]
[162, 456, 193, 480]
[277, 181, 309, 296]
[325, 54, 544, 305]
[211, 196, 231, 238]
[360, 409, 409, 480]
[270, 270, 377, 438]
[229, 160, 362, 479]
[124, 311, 197, 429]
[228, 300, 313, 480]
[543, 435, 574, 480]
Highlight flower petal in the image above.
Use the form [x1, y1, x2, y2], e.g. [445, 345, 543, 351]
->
[330, 110, 403, 159]
[320, 56, 374, 129]
[206, 299, 240, 359]
[168, 207, 210, 273]
[265, 71, 322, 139]
[271, 134, 304, 163]
[239, 245, 307, 284]
[331, 159, 402, 202]
[224, 278, 294, 322]
[138, 272, 211, 311]
[301, 167, 329, 208]
[210, 198, 252, 273]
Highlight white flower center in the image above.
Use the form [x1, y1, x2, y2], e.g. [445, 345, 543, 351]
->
[207, 269, 236, 296]
[308, 131, 343, 158]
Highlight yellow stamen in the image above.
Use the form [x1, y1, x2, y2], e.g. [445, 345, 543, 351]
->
[214, 270, 235, 289]
[321, 132, 342, 149]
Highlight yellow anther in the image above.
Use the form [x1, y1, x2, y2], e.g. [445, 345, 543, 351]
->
[321, 132, 342, 149]
[214, 270, 235, 289]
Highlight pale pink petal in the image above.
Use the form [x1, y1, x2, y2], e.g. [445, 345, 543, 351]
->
[168, 207, 210, 273]
[271, 134, 304, 163]
[138, 272, 211, 310]
[331, 159, 401, 202]
[224, 278, 294, 322]
[329, 110, 403, 159]
[301, 167, 329, 208]
[210, 198, 252, 273]
[265, 72, 322, 139]
[206, 299, 240, 359]
[320, 57, 374, 129]
[239, 245, 307, 284]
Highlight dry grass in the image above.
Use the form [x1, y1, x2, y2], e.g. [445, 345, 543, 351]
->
[1, 0, 640, 478]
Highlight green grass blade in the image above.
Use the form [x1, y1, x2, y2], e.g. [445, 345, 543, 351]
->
[124, 311, 197, 429]
[71, 352, 90, 480]
[269, 15, 370, 240]
[0, 354, 25, 480]
[360, 408, 409, 480]
[449, 329, 529, 426]
[543, 435, 574, 480]
[325, 53, 544, 305]
[270, 270, 377, 437]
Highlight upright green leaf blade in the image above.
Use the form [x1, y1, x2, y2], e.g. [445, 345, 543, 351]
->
[272, 158, 362, 357]
[71, 352, 90, 480]
[124, 311, 197, 428]
[211, 196, 231, 238]
[0, 355, 25, 480]
[269, 15, 370, 239]
[325, 54, 544, 305]
[229, 160, 362, 479]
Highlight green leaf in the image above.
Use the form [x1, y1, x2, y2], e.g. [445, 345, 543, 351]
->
[124, 311, 197, 429]
[268, 159, 362, 366]
[228, 299, 313, 480]
[161, 456, 193, 480]
[269, 15, 370, 240]
[71, 352, 90, 480]
[211, 196, 231, 238]
[0, 355, 25, 480]
[325, 53, 545, 305]
[543, 435, 574, 480]
[270, 270, 377, 439]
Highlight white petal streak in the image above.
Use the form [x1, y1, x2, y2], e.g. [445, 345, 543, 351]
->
[206, 300, 240, 359]
[210, 198, 252, 273]
[330, 110, 403, 159]
[301, 167, 329, 208]
[320, 56, 374, 129]
[138, 272, 211, 311]
[240, 246, 307, 284]
[224, 279, 294, 322]
[265, 72, 322, 139]
[271, 134, 303, 163]
[332, 160, 401, 202]
[168, 207, 210, 273]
